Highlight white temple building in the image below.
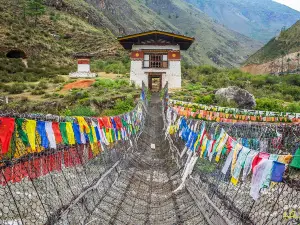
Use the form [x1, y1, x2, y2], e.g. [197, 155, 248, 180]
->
[69, 53, 97, 78]
[118, 30, 195, 91]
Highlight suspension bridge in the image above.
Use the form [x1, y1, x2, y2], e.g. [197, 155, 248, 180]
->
[0, 84, 299, 225]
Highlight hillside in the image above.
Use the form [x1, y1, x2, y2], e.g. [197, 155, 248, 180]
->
[0, 0, 262, 72]
[244, 20, 300, 66]
[0, 0, 127, 82]
[172, 65, 300, 113]
[242, 51, 300, 75]
[136, 0, 261, 66]
[185, 0, 300, 43]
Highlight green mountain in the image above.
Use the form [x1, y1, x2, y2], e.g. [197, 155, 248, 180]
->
[83, 0, 262, 67]
[185, 0, 300, 43]
[0, 0, 124, 82]
[0, 0, 261, 74]
[244, 20, 300, 65]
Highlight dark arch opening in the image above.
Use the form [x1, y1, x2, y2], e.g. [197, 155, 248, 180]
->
[6, 49, 26, 59]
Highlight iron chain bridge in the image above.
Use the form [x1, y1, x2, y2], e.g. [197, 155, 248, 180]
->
[0, 83, 299, 225]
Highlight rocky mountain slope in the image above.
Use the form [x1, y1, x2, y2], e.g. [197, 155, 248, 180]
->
[242, 20, 300, 74]
[0, 0, 262, 71]
[134, 0, 261, 66]
[185, 0, 300, 43]
[242, 51, 300, 75]
[244, 20, 300, 65]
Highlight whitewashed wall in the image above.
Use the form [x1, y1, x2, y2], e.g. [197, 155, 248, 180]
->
[78, 64, 90, 73]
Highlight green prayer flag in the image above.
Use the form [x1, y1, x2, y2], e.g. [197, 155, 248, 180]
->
[290, 148, 300, 169]
[88, 126, 94, 143]
[16, 118, 29, 146]
[221, 146, 227, 155]
[59, 122, 69, 145]
[111, 129, 115, 141]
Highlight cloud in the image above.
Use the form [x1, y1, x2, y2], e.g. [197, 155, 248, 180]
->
[273, 0, 300, 11]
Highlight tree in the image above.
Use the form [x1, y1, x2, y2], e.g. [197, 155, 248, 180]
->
[297, 53, 300, 74]
[287, 58, 291, 74]
[26, 0, 45, 27]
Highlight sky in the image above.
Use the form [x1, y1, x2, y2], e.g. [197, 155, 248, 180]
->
[273, 0, 300, 11]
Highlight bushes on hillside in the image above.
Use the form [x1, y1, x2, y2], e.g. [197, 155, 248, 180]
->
[176, 64, 300, 112]
[194, 94, 215, 105]
[0, 57, 72, 82]
[91, 59, 130, 74]
[101, 97, 135, 116]
[255, 98, 284, 112]
[2, 83, 27, 94]
[64, 106, 98, 117]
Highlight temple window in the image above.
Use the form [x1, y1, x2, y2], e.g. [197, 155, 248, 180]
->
[143, 54, 168, 68]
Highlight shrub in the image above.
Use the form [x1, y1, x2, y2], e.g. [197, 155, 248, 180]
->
[91, 60, 129, 74]
[197, 65, 219, 75]
[284, 74, 300, 86]
[31, 90, 46, 95]
[52, 76, 65, 83]
[28, 84, 36, 89]
[285, 102, 300, 113]
[43, 93, 52, 98]
[101, 97, 134, 116]
[4, 83, 27, 94]
[255, 98, 284, 112]
[49, 11, 61, 22]
[38, 81, 48, 89]
[64, 106, 98, 116]
[195, 94, 214, 105]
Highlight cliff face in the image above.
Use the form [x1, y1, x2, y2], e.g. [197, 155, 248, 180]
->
[242, 51, 300, 75]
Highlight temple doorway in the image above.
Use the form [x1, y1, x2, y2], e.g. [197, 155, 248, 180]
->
[148, 73, 162, 92]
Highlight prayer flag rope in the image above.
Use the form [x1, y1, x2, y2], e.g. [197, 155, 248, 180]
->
[170, 99, 300, 123]
[0, 87, 148, 185]
[166, 105, 300, 200]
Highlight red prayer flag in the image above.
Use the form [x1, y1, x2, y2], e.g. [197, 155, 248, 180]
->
[52, 122, 63, 144]
[0, 117, 15, 154]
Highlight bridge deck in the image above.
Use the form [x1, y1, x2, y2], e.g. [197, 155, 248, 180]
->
[84, 93, 208, 224]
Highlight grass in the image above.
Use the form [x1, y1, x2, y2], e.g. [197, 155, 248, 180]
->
[171, 65, 300, 113]
[0, 74, 140, 116]
[0, 0, 125, 82]
[91, 58, 130, 75]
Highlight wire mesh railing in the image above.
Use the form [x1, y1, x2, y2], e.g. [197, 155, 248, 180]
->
[163, 81, 300, 225]
[0, 84, 148, 225]
[1, 80, 299, 225]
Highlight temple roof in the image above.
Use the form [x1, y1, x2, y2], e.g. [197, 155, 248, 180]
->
[117, 30, 195, 50]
